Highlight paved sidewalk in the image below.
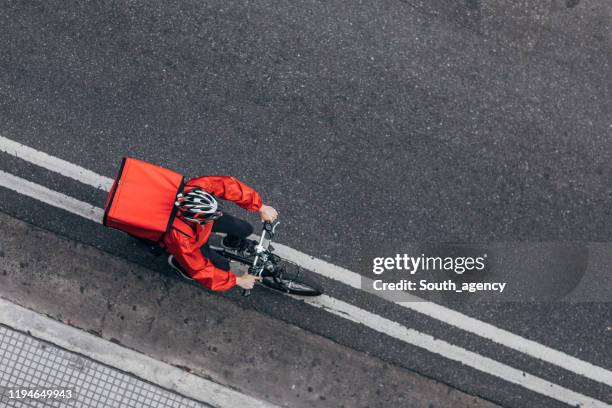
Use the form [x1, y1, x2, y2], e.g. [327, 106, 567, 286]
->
[0, 324, 209, 408]
[0, 296, 279, 408]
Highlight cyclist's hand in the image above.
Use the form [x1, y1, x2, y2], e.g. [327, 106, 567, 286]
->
[259, 204, 278, 222]
[236, 274, 261, 290]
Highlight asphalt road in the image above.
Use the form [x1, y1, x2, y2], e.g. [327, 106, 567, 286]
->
[0, 1, 611, 407]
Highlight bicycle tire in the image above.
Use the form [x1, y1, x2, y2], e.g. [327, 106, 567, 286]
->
[261, 271, 323, 296]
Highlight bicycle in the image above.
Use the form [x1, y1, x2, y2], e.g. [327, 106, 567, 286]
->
[209, 221, 323, 297]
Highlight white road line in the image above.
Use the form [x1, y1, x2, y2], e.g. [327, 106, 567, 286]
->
[299, 295, 610, 408]
[0, 137, 611, 391]
[0, 170, 104, 223]
[0, 297, 279, 408]
[0, 172, 610, 408]
[0, 135, 114, 191]
[273, 243, 612, 388]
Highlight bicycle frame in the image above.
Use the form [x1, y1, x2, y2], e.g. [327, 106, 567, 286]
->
[251, 222, 279, 273]
[243, 221, 279, 296]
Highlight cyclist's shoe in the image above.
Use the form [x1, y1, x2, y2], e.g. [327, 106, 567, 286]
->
[222, 237, 257, 258]
[168, 255, 194, 281]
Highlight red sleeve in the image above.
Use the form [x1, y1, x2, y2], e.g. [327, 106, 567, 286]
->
[186, 176, 263, 212]
[163, 229, 237, 291]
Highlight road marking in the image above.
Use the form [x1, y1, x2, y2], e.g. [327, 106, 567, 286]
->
[0, 297, 279, 408]
[304, 295, 610, 407]
[273, 243, 612, 388]
[298, 294, 610, 408]
[0, 135, 114, 191]
[0, 170, 103, 223]
[1, 172, 610, 408]
[1, 137, 611, 397]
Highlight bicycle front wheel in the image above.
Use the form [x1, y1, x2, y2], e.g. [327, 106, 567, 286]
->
[262, 275, 322, 296]
[261, 261, 323, 296]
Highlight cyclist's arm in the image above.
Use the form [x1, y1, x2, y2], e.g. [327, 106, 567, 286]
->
[164, 231, 236, 291]
[186, 176, 263, 211]
[191, 261, 237, 291]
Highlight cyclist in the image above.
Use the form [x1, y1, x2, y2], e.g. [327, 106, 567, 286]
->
[163, 176, 278, 291]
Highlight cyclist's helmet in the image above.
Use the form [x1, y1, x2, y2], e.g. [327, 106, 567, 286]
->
[175, 188, 223, 224]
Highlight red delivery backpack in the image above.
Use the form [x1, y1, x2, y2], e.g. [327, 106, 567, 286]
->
[103, 157, 184, 243]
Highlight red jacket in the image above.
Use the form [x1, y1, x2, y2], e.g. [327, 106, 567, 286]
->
[162, 176, 263, 291]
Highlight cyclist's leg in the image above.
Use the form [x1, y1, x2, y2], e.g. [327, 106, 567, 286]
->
[201, 244, 231, 271]
[212, 213, 254, 248]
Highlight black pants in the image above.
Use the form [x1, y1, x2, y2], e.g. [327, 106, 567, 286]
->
[201, 213, 253, 271]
